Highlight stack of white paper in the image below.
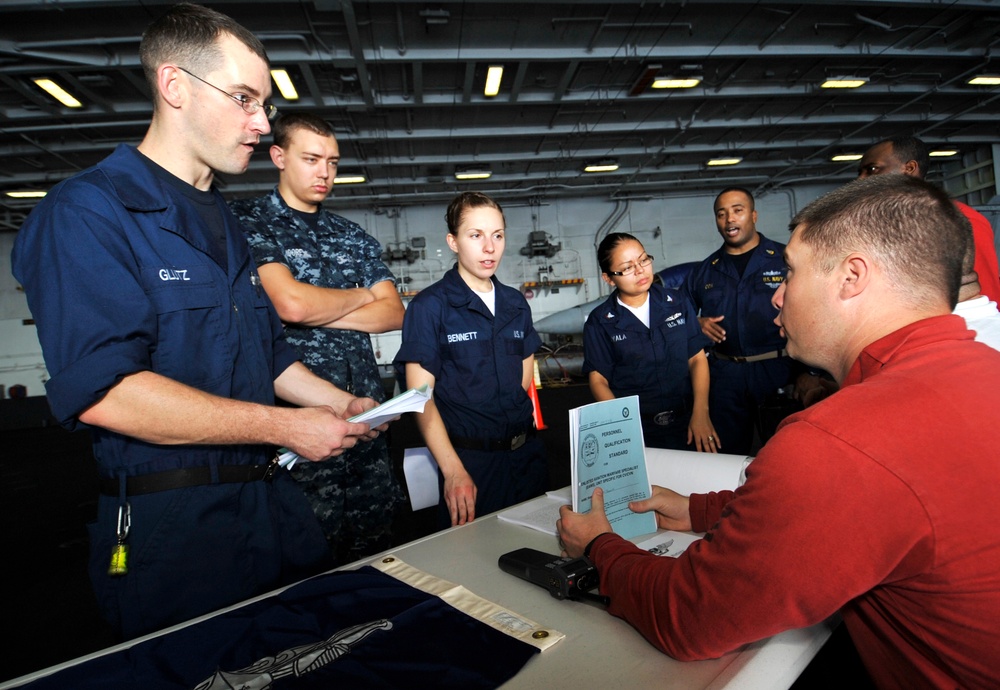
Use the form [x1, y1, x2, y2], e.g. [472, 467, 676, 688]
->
[496, 489, 571, 536]
[348, 384, 433, 427]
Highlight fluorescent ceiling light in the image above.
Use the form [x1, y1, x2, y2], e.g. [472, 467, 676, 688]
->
[484, 66, 503, 97]
[33, 78, 82, 107]
[6, 190, 48, 198]
[270, 69, 299, 100]
[420, 8, 450, 25]
[651, 77, 701, 89]
[583, 162, 619, 173]
[831, 154, 863, 162]
[333, 175, 366, 185]
[706, 157, 742, 167]
[455, 170, 492, 180]
[968, 75, 1000, 86]
[821, 77, 868, 89]
[929, 150, 958, 157]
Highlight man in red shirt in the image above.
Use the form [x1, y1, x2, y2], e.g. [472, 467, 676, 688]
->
[558, 175, 1000, 690]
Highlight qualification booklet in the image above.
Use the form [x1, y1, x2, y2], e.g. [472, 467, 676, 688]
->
[570, 396, 656, 539]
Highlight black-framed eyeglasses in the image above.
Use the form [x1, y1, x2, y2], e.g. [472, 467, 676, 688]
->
[608, 254, 654, 277]
[178, 66, 278, 121]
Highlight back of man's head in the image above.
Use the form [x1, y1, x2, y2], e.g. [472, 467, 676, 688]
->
[882, 136, 930, 179]
[140, 3, 268, 107]
[791, 175, 967, 310]
[957, 213, 981, 302]
[272, 113, 336, 150]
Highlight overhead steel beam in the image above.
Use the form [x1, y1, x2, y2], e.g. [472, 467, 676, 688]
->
[336, 0, 375, 108]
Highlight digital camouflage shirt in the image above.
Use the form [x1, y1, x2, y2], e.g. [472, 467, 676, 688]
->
[231, 189, 402, 563]
[231, 189, 396, 400]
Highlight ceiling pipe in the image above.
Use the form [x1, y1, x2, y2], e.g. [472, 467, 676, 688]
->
[854, 13, 893, 31]
[0, 33, 313, 68]
[592, 198, 629, 254]
[396, 4, 407, 56]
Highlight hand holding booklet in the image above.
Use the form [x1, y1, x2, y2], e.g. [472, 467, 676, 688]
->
[279, 385, 432, 469]
[570, 395, 656, 540]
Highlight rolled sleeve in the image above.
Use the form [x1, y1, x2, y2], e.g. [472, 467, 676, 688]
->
[271, 322, 301, 378]
[15, 187, 156, 428]
[45, 339, 150, 428]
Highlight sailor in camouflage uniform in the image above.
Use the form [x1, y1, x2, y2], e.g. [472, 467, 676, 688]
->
[231, 113, 405, 564]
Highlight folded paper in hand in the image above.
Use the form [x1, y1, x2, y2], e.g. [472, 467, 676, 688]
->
[278, 386, 433, 470]
[348, 384, 433, 427]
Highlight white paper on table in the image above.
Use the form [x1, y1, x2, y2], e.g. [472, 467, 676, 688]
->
[403, 446, 440, 511]
[496, 494, 570, 536]
[546, 487, 571, 502]
[645, 448, 752, 495]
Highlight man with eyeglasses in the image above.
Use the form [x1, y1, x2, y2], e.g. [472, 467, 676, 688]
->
[683, 187, 794, 455]
[12, 3, 382, 640]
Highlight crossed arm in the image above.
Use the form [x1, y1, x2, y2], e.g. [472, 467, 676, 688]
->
[257, 262, 404, 333]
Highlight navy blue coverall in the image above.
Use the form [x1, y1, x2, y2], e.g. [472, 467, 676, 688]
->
[12, 144, 327, 639]
[583, 284, 709, 450]
[683, 234, 793, 455]
[394, 267, 547, 522]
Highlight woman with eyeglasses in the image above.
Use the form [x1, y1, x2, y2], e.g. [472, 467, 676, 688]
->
[583, 233, 718, 452]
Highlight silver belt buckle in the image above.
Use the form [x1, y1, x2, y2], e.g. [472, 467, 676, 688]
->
[510, 433, 526, 451]
[653, 411, 675, 426]
[263, 455, 279, 482]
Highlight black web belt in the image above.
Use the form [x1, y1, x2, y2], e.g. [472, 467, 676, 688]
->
[713, 348, 787, 363]
[99, 457, 279, 497]
[450, 428, 536, 452]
